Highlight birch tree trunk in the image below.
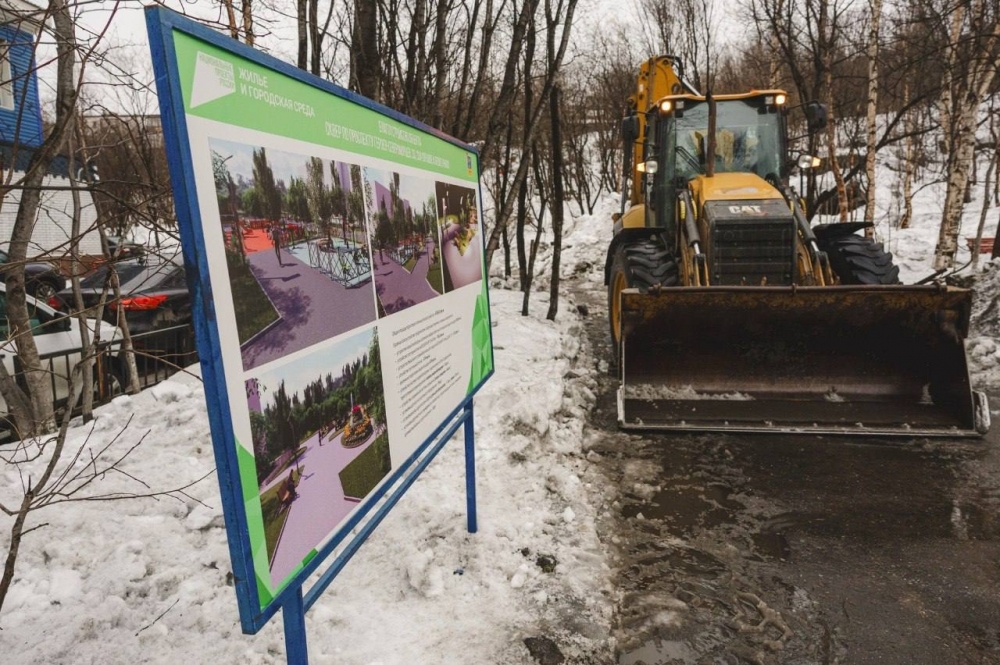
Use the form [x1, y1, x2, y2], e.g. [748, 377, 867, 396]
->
[971, 147, 996, 270]
[296, 0, 307, 69]
[863, 0, 882, 233]
[353, 0, 379, 100]
[934, 2, 1000, 269]
[767, 0, 785, 88]
[899, 82, 915, 229]
[819, 0, 848, 221]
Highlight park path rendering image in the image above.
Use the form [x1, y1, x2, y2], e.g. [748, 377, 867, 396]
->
[372, 235, 441, 314]
[209, 138, 378, 370]
[245, 327, 391, 586]
[365, 167, 446, 315]
[240, 233, 375, 370]
[258, 418, 381, 584]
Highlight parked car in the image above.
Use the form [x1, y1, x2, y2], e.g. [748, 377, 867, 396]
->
[51, 254, 196, 370]
[0, 248, 68, 301]
[105, 236, 146, 261]
[0, 283, 124, 443]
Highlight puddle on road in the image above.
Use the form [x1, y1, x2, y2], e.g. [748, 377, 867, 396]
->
[619, 639, 696, 665]
[953, 495, 999, 540]
[622, 483, 743, 532]
[751, 531, 791, 560]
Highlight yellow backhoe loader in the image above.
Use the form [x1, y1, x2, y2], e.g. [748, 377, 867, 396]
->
[607, 56, 990, 436]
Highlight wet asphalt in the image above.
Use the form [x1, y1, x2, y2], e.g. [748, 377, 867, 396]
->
[570, 273, 1000, 665]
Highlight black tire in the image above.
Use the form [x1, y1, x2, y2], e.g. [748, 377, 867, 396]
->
[818, 233, 901, 285]
[27, 278, 60, 303]
[608, 239, 679, 369]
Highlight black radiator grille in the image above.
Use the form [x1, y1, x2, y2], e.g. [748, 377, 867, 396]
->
[711, 218, 795, 285]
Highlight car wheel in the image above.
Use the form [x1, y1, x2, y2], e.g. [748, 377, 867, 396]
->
[30, 280, 59, 303]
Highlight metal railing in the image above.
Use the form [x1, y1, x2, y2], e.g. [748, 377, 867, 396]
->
[127, 324, 199, 390]
[0, 323, 198, 443]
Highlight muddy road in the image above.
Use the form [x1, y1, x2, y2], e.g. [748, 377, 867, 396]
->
[571, 277, 1000, 664]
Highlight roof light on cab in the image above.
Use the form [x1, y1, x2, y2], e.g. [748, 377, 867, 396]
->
[659, 100, 673, 114]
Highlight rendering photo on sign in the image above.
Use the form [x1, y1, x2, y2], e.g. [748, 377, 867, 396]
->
[436, 182, 483, 291]
[365, 167, 446, 316]
[208, 138, 377, 371]
[246, 327, 389, 586]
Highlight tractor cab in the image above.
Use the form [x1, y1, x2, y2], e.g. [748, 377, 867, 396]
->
[639, 92, 792, 240]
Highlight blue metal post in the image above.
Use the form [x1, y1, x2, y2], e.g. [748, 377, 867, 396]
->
[464, 401, 478, 533]
[283, 588, 309, 665]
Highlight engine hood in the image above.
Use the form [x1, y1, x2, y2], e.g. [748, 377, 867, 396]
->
[689, 172, 784, 204]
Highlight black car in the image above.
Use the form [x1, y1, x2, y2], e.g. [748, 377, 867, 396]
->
[52, 255, 196, 369]
[0, 248, 67, 301]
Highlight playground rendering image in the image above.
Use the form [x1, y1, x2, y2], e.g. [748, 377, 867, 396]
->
[246, 327, 391, 586]
[209, 138, 378, 370]
[365, 167, 445, 316]
[436, 181, 483, 291]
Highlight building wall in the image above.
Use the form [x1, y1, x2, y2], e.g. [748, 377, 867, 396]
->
[0, 24, 42, 149]
[0, 170, 102, 257]
[373, 181, 392, 217]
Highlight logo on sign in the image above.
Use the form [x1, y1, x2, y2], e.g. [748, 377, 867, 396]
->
[729, 205, 763, 215]
[190, 52, 235, 109]
[467, 153, 474, 176]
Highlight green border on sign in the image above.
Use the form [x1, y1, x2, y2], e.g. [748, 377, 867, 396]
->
[174, 32, 477, 183]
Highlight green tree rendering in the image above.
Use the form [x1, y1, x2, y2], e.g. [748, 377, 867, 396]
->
[330, 162, 349, 241]
[286, 176, 311, 224]
[305, 156, 333, 239]
[348, 165, 366, 243]
[252, 146, 283, 222]
[254, 332, 388, 486]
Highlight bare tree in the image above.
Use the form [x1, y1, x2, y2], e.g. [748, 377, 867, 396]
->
[2, 0, 84, 437]
[863, 0, 883, 232]
[483, 0, 579, 270]
[931, 0, 1000, 269]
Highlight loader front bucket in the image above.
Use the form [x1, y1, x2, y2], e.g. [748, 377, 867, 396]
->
[618, 285, 989, 437]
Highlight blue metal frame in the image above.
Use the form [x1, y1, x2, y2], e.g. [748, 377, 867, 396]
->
[145, 7, 494, 659]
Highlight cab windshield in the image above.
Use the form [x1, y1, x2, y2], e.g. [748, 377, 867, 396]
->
[663, 98, 786, 181]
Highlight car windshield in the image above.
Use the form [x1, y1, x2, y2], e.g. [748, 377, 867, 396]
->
[665, 99, 785, 181]
[0, 291, 55, 338]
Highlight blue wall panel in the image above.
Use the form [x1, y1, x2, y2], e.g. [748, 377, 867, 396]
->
[0, 24, 42, 149]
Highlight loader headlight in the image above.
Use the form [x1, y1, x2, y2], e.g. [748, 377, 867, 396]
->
[659, 100, 673, 113]
[797, 154, 822, 170]
[644, 159, 659, 175]
[775, 93, 787, 105]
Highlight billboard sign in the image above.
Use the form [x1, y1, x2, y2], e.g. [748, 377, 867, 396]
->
[147, 8, 494, 634]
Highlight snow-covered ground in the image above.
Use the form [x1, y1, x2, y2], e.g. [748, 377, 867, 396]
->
[3, 128, 1000, 663]
[0, 252, 617, 663]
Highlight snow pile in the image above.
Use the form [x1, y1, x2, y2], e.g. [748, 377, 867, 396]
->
[624, 384, 754, 401]
[0, 289, 615, 663]
[968, 259, 1000, 388]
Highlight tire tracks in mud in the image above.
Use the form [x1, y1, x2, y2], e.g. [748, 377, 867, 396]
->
[568, 267, 845, 665]
[567, 263, 1000, 665]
